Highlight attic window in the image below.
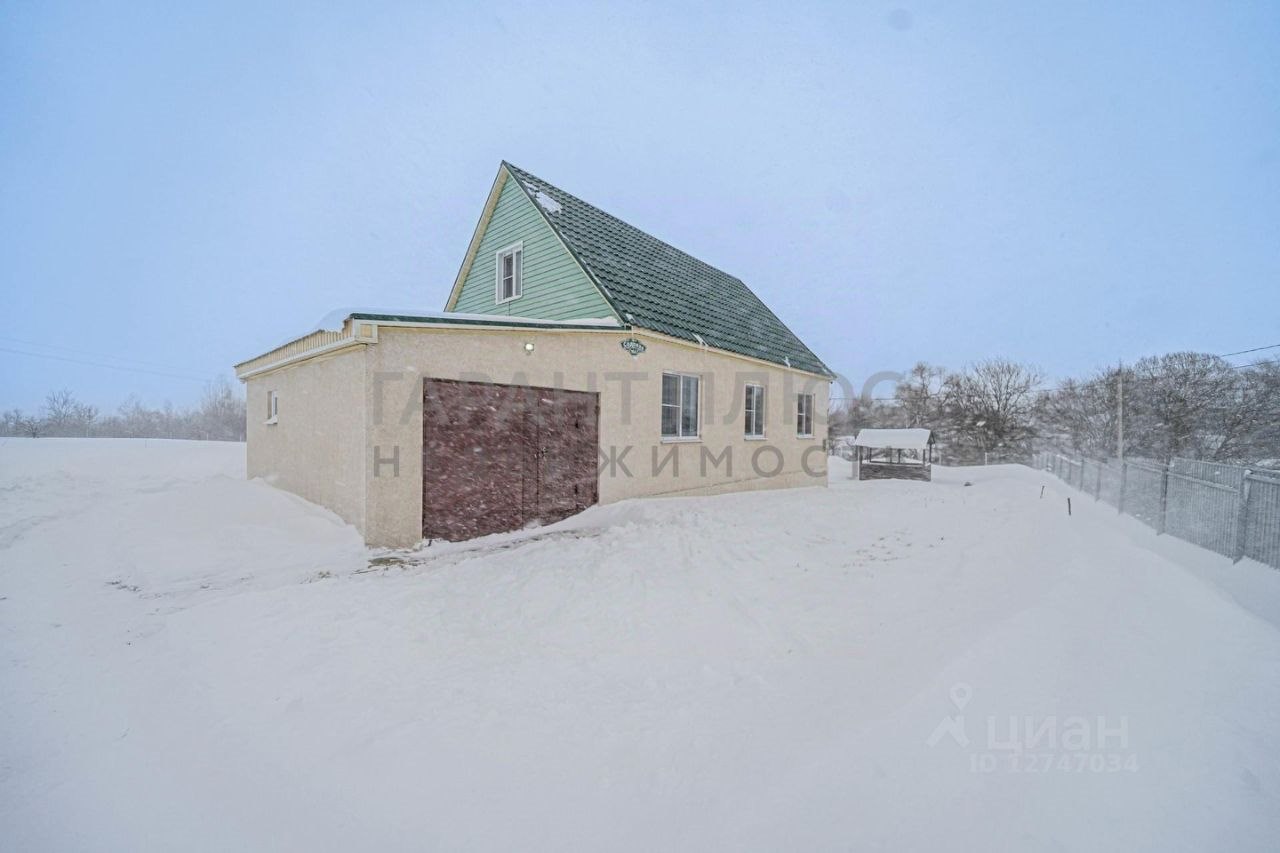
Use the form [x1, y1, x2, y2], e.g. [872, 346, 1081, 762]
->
[495, 243, 523, 303]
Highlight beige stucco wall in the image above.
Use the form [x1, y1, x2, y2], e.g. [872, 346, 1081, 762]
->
[244, 345, 369, 533]
[363, 325, 830, 547]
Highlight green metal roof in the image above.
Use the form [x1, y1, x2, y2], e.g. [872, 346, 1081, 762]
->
[502, 162, 833, 377]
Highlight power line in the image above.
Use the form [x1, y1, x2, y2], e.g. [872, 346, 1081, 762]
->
[0, 335, 208, 375]
[1218, 343, 1280, 358]
[0, 346, 210, 383]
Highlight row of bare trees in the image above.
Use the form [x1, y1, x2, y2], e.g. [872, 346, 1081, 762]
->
[2, 378, 246, 442]
[1038, 353, 1279, 463]
[831, 354, 1280, 466]
[831, 360, 1045, 464]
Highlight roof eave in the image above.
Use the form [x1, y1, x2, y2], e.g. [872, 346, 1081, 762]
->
[443, 165, 510, 312]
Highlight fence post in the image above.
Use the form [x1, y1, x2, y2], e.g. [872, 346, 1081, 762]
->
[1233, 471, 1252, 563]
[1157, 464, 1170, 535]
[1118, 462, 1127, 515]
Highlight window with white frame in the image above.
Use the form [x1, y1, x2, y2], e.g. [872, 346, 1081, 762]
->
[267, 390, 279, 423]
[661, 373, 700, 439]
[796, 393, 814, 437]
[744, 384, 765, 438]
[495, 243, 523, 303]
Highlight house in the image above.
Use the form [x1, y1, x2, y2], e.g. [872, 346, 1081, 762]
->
[235, 162, 834, 546]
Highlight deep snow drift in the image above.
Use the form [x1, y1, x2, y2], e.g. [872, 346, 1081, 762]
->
[2, 438, 1279, 851]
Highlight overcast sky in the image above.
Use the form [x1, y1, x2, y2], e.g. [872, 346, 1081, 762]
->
[2, 1, 1278, 411]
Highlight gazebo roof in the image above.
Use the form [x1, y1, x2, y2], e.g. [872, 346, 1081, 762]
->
[853, 428, 933, 451]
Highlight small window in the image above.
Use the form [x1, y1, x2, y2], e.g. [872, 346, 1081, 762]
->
[267, 390, 279, 424]
[495, 243, 523, 303]
[661, 372, 700, 439]
[796, 393, 814, 438]
[744, 384, 765, 438]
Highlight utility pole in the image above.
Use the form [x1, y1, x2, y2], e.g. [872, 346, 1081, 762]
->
[1117, 360, 1124, 462]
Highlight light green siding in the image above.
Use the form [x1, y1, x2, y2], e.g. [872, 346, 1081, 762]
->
[451, 174, 615, 320]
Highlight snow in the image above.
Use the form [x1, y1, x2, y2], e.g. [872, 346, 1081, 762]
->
[521, 181, 563, 214]
[3, 438, 1280, 851]
[854, 427, 932, 450]
[533, 190, 562, 215]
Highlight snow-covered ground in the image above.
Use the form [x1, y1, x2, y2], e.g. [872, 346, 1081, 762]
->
[3, 438, 1279, 851]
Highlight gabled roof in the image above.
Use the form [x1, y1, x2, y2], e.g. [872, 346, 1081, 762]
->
[854, 429, 933, 450]
[495, 162, 833, 377]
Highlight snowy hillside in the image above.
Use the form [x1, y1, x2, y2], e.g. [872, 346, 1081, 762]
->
[3, 439, 1279, 851]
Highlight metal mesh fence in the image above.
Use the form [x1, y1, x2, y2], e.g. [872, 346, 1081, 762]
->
[1080, 459, 1099, 497]
[1169, 458, 1246, 490]
[1035, 453, 1280, 569]
[1165, 472, 1238, 557]
[1122, 462, 1167, 531]
[1098, 460, 1123, 507]
[1245, 474, 1280, 568]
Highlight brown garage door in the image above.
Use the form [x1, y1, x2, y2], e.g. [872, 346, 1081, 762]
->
[422, 379, 600, 541]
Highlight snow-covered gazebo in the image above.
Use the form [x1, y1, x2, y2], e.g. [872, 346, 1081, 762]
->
[853, 428, 935, 482]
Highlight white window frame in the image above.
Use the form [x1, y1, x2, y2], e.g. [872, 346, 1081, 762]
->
[796, 393, 814, 438]
[494, 241, 523, 304]
[744, 383, 766, 439]
[266, 390, 279, 425]
[661, 372, 701, 441]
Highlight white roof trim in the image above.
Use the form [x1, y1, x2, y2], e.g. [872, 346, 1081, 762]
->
[237, 336, 363, 380]
[312, 307, 620, 332]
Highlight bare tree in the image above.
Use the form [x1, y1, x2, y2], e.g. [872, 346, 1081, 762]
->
[0, 407, 40, 437]
[827, 397, 854, 439]
[893, 362, 947, 428]
[1217, 360, 1280, 463]
[80, 380, 246, 441]
[22, 416, 42, 438]
[1126, 352, 1240, 462]
[828, 392, 901, 437]
[941, 359, 1043, 462]
[1238, 361, 1280, 462]
[1036, 368, 1121, 459]
[193, 377, 247, 441]
[43, 389, 77, 430]
[42, 389, 97, 437]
